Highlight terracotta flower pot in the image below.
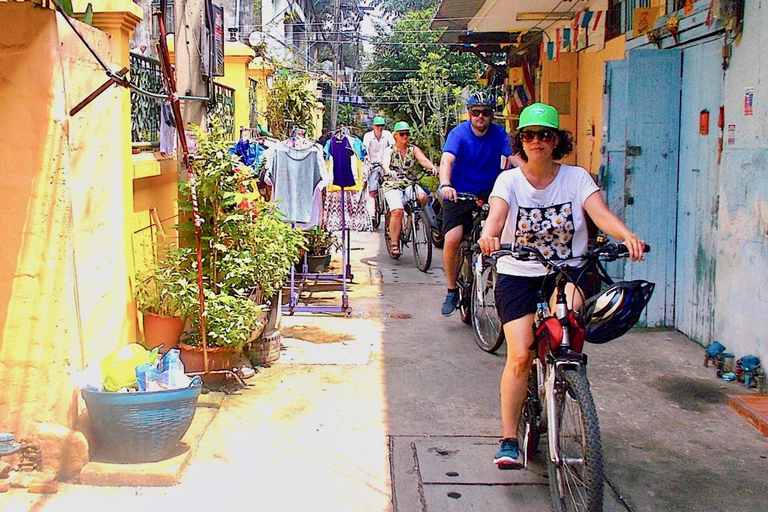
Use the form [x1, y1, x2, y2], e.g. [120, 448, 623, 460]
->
[141, 313, 186, 354]
[177, 342, 240, 373]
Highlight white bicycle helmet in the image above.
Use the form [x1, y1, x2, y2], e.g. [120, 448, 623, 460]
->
[581, 280, 655, 344]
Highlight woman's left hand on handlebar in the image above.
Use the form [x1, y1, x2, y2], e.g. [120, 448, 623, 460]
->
[477, 236, 500, 256]
[623, 233, 646, 261]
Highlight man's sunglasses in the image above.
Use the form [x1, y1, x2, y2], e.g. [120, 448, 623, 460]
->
[519, 129, 556, 143]
[469, 109, 493, 118]
[396, 132, 410, 137]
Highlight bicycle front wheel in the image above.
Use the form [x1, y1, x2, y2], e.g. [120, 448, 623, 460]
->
[372, 195, 381, 229]
[412, 211, 432, 272]
[471, 261, 504, 353]
[457, 246, 472, 324]
[548, 369, 604, 512]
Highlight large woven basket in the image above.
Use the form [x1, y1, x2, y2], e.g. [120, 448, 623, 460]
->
[82, 382, 202, 463]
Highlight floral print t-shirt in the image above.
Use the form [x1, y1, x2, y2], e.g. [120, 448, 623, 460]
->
[383, 145, 422, 191]
[490, 164, 600, 277]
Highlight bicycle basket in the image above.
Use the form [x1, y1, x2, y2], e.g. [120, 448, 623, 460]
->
[534, 311, 585, 361]
[581, 280, 655, 344]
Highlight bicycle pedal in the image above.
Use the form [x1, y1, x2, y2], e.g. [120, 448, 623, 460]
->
[496, 462, 524, 471]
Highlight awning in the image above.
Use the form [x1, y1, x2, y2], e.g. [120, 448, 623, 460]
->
[432, 0, 608, 45]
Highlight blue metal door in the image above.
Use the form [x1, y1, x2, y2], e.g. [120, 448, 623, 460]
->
[600, 60, 628, 283]
[602, 50, 682, 327]
[675, 39, 723, 345]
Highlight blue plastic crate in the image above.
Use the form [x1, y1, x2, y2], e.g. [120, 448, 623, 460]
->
[82, 382, 202, 463]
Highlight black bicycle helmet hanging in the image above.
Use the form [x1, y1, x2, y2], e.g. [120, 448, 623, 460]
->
[467, 90, 496, 108]
[581, 280, 655, 344]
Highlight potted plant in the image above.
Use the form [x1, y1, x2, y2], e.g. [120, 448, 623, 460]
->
[179, 290, 265, 372]
[301, 225, 340, 273]
[175, 121, 304, 371]
[135, 247, 198, 353]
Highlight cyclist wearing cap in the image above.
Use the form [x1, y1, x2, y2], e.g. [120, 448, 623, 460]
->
[383, 121, 438, 258]
[477, 103, 645, 469]
[363, 116, 396, 205]
[438, 90, 512, 316]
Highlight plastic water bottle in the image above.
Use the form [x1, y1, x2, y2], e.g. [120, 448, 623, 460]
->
[534, 301, 551, 328]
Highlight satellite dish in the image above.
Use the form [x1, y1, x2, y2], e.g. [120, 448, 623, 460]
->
[248, 31, 265, 47]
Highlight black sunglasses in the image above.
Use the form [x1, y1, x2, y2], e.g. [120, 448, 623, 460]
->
[520, 129, 556, 143]
[469, 109, 493, 118]
[396, 132, 410, 137]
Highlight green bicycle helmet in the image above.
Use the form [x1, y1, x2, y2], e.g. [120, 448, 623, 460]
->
[518, 103, 560, 129]
[373, 116, 386, 126]
[393, 121, 411, 133]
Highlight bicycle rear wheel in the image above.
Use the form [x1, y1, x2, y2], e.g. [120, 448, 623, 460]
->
[518, 365, 544, 467]
[548, 368, 604, 512]
[471, 261, 504, 353]
[412, 210, 432, 272]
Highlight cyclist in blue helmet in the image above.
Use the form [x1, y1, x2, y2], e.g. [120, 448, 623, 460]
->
[438, 89, 512, 316]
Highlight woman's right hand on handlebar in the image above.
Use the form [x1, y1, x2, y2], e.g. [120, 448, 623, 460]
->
[477, 235, 501, 256]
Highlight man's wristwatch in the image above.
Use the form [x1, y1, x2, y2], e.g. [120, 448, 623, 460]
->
[437, 184, 452, 192]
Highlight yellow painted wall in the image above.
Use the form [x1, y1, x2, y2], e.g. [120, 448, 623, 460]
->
[0, 2, 139, 436]
[218, 42, 256, 140]
[576, 36, 626, 175]
[247, 57, 274, 132]
[541, 52, 578, 166]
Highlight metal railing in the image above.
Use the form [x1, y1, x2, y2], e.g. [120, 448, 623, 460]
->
[605, 0, 652, 41]
[207, 81, 236, 139]
[130, 52, 164, 149]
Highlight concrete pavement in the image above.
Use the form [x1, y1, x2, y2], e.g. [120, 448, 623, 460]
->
[2, 230, 768, 512]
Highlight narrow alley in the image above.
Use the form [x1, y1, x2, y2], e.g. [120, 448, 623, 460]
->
[2, 231, 768, 512]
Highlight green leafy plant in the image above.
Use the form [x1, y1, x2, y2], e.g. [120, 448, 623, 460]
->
[177, 121, 303, 347]
[266, 72, 318, 139]
[303, 225, 340, 257]
[135, 247, 198, 318]
[186, 290, 264, 351]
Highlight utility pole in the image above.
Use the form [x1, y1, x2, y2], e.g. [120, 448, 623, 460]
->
[330, 0, 341, 132]
[175, 0, 208, 130]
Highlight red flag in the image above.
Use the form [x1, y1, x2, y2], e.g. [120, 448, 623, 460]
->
[555, 28, 561, 61]
[522, 57, 535, 104]
[592, 10, 603, 31]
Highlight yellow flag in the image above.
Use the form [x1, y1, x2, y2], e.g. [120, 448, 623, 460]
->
[508, 67, 523, 86]
[633, 7, 660, 38]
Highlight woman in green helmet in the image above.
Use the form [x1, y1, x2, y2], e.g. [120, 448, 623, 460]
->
[382, 121, 438, 258]
[477, 103, 647, 469]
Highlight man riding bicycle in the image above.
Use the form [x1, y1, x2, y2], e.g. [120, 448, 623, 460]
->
[383, 121, 437, 258]
[438, 90, 512, 316]
[363, 116, 396, 214]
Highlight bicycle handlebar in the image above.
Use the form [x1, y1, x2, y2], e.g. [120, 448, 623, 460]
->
[475, 242, 651, 266]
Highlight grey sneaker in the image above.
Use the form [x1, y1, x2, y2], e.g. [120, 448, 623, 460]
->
[441, 289, 459, 316]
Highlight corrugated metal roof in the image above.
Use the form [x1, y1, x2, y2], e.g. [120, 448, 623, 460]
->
[431, 0, 486, 43]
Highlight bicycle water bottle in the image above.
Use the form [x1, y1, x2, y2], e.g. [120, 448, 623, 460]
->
[534, 301, 551, 328]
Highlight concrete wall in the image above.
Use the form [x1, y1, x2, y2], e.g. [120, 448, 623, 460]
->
[715, 0, 768, 363]
[0, 2, 135, 435]
[576, 36, 626, 175]
[541, 52, 578, 166]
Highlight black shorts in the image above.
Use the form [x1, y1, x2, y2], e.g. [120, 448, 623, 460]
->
[442, 189, 491, 235]
[494, 269, 591, 324]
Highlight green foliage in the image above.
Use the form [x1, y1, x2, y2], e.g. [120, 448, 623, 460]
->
[187, 290, 265, 350]
[362, 8, 481, 159]
[377, 0, 440, 18]
[302, 225, 340, 256]
[177, 122, 303, 347]
[266, 72, 318, 139]
[135, 247, 199, 318]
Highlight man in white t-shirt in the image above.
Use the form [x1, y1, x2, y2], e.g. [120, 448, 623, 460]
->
[363, 116, 395, 203]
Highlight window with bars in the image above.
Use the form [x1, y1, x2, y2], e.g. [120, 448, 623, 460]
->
[605, 0, 653, 41]
[151, 0, 175, 38]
